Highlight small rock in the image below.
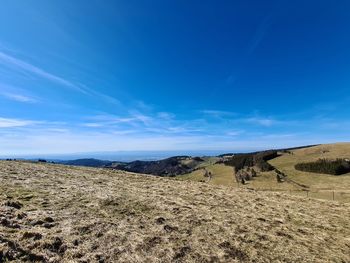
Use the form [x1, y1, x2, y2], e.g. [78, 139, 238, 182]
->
[95, 254, 105, 263]
[72, 239, 80, 246]
[17, 212, 27, 219]
[22, 232, 42, 240]
[164, 225, 178, 232]
[43, 223, 56, 229]
[0, 218, 20, 229]
[30, 220, 45, 226]
[44, 237, 66, 255]
[44, 217, 54, 223]
[4, 201, 22, 209]
[173, 246, 191, 260]
[96, 232, 103, 238]
[274, 218, 284, 224]
[155, 217, 166, 225]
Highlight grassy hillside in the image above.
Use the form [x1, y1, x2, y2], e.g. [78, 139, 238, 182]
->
[1, 161, 350, 262]
[269, 143, 350, 188]
[114, 156, 214, 176]
[178, 163, 236, 186]
[267, 143, 350, 200]
[178, 143, 350, 202]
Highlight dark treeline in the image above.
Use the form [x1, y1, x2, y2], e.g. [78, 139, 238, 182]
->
[224, 150, 279, 172]
[295, 159, 350, 175]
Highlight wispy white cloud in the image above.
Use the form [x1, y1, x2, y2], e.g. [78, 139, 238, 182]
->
[83, 112, 203, 136]
[132, 113, 153, 125]
[0, 83, 39, 103]
[226, 130, 244, 136]
[0, 92, 37, 103]
[45, 128, 70, 133]
[200, 109, 283, 127]
[82, 123, 105, 128]
[157, 112, 175, 120]
[110, 130, 138, 136]
[87, 114, 147, 125]
[0, 117, 36, 128]
[0, 124, 337, 156]
[245, 117, 276, 127]
[200, 109, 236, 118]
[260, 133, 298, 139]
[78, 84, 121, 106]
[248, 15, 273, 54]
[0, 51, 122, 107]
[0, 51, 87, 93]
[0, 112, 347, 155]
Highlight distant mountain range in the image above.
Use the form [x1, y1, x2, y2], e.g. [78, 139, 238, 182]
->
[6, 145, 318, 177]
[56, 156, 205, 176]
[58, 158, 114, 167]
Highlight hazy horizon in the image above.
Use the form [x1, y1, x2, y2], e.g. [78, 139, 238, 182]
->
[0, 142, 331, 162]
[0, 148, 272, 162]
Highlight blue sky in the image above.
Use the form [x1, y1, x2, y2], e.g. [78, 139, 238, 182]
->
[0, 0, 350, 156]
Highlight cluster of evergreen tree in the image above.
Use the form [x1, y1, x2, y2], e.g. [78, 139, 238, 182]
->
[295, 158, 350, 175]
[224, 150, 278, 172]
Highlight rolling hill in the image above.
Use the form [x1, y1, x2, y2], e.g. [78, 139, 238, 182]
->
[54, 156, 209, 176]
[58, 158, 113, 167]
[1, 160, 349, 262]
[114, 156, 205, 176]
[268, 143, 350, 189]
[178, 143, 350, 202]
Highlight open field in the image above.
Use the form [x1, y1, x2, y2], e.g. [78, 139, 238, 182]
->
[269, 143, 350, 189]
[1, 160, 350, 262]
[177, 164, 235, 186]
[179, 143, 350, 202]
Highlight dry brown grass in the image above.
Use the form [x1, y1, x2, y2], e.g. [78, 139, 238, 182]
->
[267, 143, 350, 201]
[179, 143, 350, 202]
[178, 164, 236, 186]
[1, 160, 350, 262]
[269, 143, 350, 189]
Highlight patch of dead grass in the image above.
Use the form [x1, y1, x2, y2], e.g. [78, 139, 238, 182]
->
[0, 160, 349, 262]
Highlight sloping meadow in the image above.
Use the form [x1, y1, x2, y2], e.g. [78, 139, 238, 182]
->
[1, 161, 349, 262]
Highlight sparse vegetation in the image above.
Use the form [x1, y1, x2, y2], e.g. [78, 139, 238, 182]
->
[1, 160, 350, 262]
[180, 144, 350, 202]
[295, 158, 350, 175]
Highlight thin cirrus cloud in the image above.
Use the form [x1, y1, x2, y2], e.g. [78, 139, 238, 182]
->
[226, 130, 244, 136]
[0, 126, 332, 156]
[245, 117, 276, 127]
[0, 50, 122, 107]
[200, 110, 280, 127]
[0, 117, 36, 128]
[200, 110, 237, 118]
[0, 91, 37, 103]
[0, 83, 39, 103]
[0, 51, 86, 93]
[82, 112, 201, 135]
[86, 114, 151, 126]
[248, 15, 273, 54]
